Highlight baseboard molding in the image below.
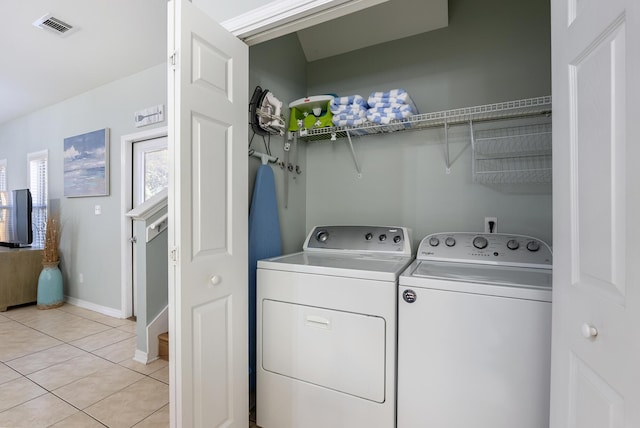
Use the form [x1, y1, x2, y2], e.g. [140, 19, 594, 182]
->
[146, 306, 169, 362]
[64, 296, 124, 319]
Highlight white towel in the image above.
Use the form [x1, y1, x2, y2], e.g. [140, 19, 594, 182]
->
[332, 117, 368, 127]
[330, 104, 368, 115]
[330, 95, 366, 108]
[366, 110, 414, 124]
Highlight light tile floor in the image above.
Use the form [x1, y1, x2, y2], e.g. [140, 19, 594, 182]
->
[0, 303, 169, 427]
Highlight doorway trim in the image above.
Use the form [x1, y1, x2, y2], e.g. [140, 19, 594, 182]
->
[120, 126, 168, 318]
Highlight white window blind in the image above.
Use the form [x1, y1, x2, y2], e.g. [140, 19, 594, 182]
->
[0, 159, 6, 192]
[28, 150, 48, 248]
[0, 159, 7, 242]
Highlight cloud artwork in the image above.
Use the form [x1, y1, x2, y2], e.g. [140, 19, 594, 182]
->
[63, 129, 110, 197]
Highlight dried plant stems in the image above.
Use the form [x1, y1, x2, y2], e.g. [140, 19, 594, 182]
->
[43, 214, 61, 264]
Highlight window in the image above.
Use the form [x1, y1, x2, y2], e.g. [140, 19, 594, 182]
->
[28, 150, 48, 248]
[133, 137, 168, 208]
[0, 159, 6, 192]
[0, 159, 7, 242]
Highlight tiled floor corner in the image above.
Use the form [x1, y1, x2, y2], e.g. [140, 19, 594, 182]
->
[0, 304, 169, 427]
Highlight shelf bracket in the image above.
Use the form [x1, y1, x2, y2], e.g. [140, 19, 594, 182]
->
[444, 118, 451, 174]
[345, 130, 363, 178]
[469, 119, 476, 179]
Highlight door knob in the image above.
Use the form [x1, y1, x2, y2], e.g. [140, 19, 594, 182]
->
[210, 275, 222, 286]
[581, 323, 598, 338]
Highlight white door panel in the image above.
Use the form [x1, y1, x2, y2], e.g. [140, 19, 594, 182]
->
[551, 0, 640, 426]
[169, 0, 248, 426]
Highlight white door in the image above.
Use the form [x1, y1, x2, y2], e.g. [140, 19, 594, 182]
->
[550, 1, 640, 427]
[168, 0, 248, 427]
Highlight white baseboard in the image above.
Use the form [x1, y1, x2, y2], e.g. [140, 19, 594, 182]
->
[133, 349, 160, 365]
[64, 296, 124, 319]
[146, 306, 169, 362]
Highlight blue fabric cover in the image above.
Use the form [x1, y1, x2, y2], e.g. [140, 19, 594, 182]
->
[248, 164, 282, 392]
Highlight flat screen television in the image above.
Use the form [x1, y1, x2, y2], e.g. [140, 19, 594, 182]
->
[0, 189, 33, 248]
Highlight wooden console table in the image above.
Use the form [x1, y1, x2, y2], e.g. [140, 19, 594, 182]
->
[0, 247, 44, 311]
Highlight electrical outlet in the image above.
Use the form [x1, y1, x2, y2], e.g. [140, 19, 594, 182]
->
[484, 217, 498, 233]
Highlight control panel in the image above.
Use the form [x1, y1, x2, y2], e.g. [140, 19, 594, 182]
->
[417, 232, 552, 268]
[304, 225, 412, 256]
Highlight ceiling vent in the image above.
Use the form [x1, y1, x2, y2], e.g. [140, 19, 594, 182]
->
[32, 14, 78, 37]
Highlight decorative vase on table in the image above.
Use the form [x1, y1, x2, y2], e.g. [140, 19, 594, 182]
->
[37, 261, 64, 309]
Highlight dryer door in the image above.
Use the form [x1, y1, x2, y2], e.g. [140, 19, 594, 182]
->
[262, 299, 386, 402]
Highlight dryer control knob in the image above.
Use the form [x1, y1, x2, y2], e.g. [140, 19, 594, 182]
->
[402, 289, 417, 303]
[365, 233, 373, 241]
[316, 231, 329, 243]
[507, 239, 520, 250]
[445, 237, 456, 247]
[429, 237, 440, 247]
[379, 234, 387, 241]
[393, 235, 402, 243]
[473, 236, 488, 249]
[526, 240, 540, 252]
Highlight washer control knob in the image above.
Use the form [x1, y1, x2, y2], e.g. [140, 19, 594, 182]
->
[365, 233, 373, 241]
[506, 239, 520, 250]
[402, 289, 417, 303]
[379, 234, 387, 241]
[445, 237, 456, 247]
[526, 240, 540, 252]
[473, 236, 488, 249]
[393, 235, 402, 243]
[429, 237, 440, 247]
[316, 231, 329, 243]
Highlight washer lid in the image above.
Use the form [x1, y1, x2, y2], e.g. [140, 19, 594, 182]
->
[401, 260, 552, 301]
[258, 251, 414, 281]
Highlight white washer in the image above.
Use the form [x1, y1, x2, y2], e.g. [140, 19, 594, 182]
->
[398, 232, 552, 428]
[257, 225, 414, 428]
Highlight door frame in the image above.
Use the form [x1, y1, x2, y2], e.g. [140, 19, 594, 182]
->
[120, 126, 168, 318]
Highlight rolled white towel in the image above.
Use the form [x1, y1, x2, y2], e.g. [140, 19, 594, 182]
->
[332, 117, 368, 127]
[330, 95, 366, 109]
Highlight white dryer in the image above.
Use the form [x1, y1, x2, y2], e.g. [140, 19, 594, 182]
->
[398, 232, 552, 428]
[257, 225, 414, 428]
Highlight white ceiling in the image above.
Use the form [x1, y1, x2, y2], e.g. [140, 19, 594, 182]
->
[0, 1, 167, 126]
[0, 0, 447, 126]
[297, 0, 448, 61]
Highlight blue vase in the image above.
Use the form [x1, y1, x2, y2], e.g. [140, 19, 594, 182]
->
[37, 261, 64, 309]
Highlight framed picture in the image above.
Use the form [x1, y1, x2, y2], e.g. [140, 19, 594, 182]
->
[63, 128, 110, 197]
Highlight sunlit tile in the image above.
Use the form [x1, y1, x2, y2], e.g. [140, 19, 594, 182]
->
[92, 337, 136, 363]
[0, 363, 21, 385]
[0, 393, 77, 427]
[70, 328, 135, 352]
[53, 364, 144, 409]
[85, 377, 169, 427]
[49, 411, 105, 428]
[148, 365, 170, 384]
[0, 377, 46, 412]
[6, 344, 88, 375]
[133, 404, 170, 427]
[27, 353, 115, 391]
[120, 357, 168, 376]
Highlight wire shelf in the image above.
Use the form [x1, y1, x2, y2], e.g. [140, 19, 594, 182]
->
[473, 123, 552, 157]
[472, 122, 552, 184]
[297, 96, 552, 142]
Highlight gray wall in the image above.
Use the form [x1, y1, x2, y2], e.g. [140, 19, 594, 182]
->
[249, 34, 309, 254]
[303, 0, 553, 247]
[0, 64, 167, 311]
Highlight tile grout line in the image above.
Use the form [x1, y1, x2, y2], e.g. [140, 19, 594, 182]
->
[0, 305, 167, 427]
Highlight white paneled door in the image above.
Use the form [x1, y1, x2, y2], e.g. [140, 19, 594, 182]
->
[551, 0, 640, 427]
[168, 0, 249, 427]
